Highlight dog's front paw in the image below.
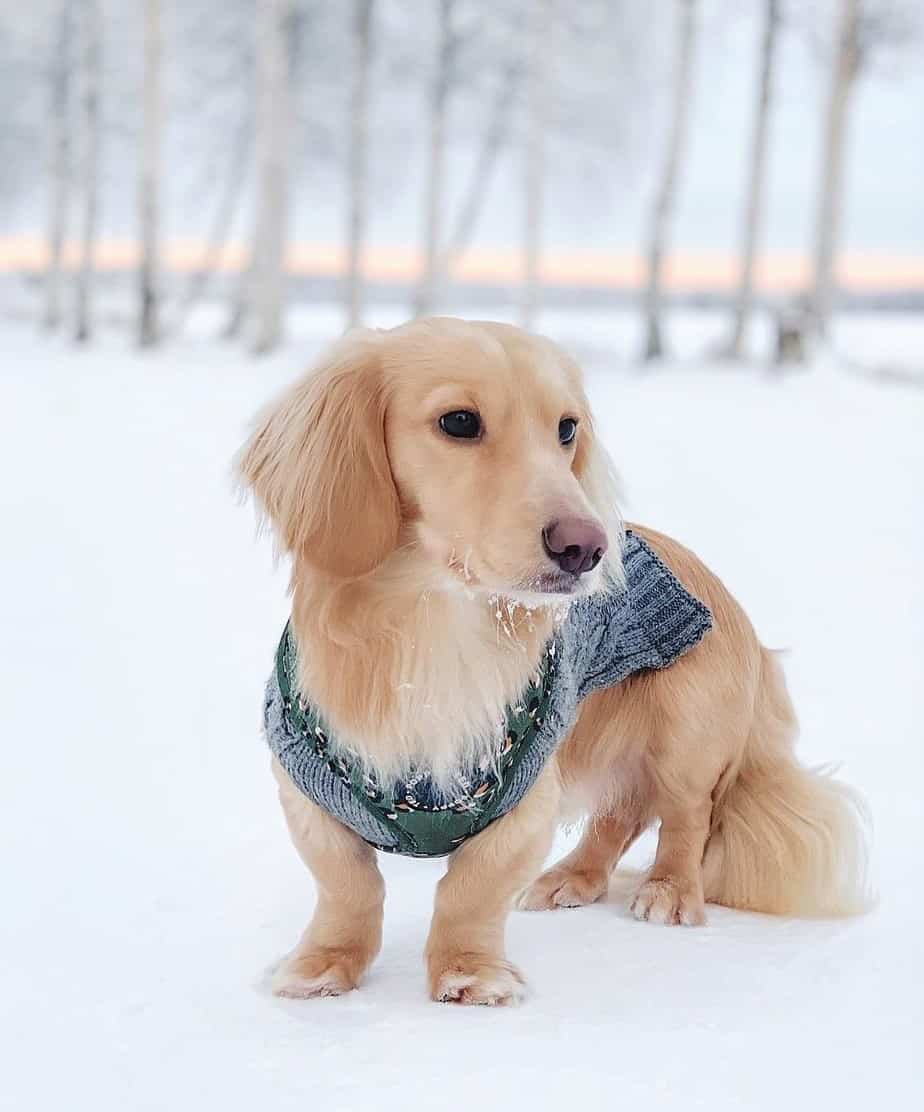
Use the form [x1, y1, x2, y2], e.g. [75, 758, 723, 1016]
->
[518, 864, 609, 911]
[428, 953, 527, 1006]
[631, 877, 706, 926]
[271, 945, 368, 999]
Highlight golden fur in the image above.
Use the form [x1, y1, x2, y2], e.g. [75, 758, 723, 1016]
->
[239, 317, 870, 1006]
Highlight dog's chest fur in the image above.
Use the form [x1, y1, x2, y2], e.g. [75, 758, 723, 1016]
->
[267, 532, 713, 858]
[292, 573, 557, 788]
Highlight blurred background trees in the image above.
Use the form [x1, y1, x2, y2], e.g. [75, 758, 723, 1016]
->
[138, 0, 161, 347]
[807, 0, 918, 340]
[74, 0, 101, 343]
[722, 0, 780, 360]
[346, 0, 375, 329]
[641, 0, 699, 361]
[249, 0, 292, 354]
[0, 0, 920, 363]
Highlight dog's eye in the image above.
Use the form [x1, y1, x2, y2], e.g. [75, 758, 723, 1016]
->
[558, 417, 578, 446]
[439, 410, 482, 440]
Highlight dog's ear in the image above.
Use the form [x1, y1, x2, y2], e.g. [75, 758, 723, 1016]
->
[572, 408, 626, 585]
[238, 332, 400, 578]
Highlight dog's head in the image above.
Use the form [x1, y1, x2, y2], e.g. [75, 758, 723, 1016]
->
[238, 318, 623, 602]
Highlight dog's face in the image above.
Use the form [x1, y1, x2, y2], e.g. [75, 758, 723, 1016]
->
[383, 321, 618, 601]
[240, 318, 622, 602]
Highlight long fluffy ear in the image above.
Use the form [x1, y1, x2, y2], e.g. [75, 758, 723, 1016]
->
[573, 412, 626, 588]
[237, 332, 400, 578]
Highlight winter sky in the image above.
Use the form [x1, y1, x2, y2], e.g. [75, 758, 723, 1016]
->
[1, 1, 921, 285]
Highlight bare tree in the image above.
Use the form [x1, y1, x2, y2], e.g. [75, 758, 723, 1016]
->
[641, 0, 698, 362]
[138, 0, 162, 347]
[250, 0, 292, 354]
[223, 262, 252, 341]
[441, 55, 523, 277]
[74, 0, 101, 344]
[809, 0, 860, 340]
[807, 0, 916, 340]
[414, 0, 457, 317]
[169, 116, 250, 337]
[346, 0, 374, 329]
[44, 1, 73, 332]
[723, 0, 780, 360]
[521, 0, 552, 331]
[436, 2, 648, 306]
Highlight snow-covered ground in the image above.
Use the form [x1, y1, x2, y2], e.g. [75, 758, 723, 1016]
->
[1, 311, 922, 1111]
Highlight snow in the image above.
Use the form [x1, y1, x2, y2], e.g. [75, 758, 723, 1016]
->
[1, 310, 922, 1111]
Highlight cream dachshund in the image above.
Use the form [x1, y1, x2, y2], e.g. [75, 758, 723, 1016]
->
[239, 317, 869, 1006]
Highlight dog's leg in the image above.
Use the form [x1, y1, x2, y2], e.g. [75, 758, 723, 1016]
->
[518, 810, 645, 910]
[270, 758, 385, 998]
[630, 796, 711, 926]
[425, 763, 560, 1006]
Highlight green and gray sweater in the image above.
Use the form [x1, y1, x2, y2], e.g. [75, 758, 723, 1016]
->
[263, 530, 712, 857]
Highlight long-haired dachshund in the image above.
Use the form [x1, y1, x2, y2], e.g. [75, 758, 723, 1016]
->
[239, 317, 869, 1006]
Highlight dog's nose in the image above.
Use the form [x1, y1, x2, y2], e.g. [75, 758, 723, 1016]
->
[542, 518, 608, 576]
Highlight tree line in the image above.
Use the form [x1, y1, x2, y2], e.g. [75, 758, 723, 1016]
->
[30, 0, 918, 359]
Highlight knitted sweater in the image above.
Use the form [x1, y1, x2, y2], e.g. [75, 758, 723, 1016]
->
[263, 530, 712, 857]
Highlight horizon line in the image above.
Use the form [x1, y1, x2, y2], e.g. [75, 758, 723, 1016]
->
[2, 236, 923, 293]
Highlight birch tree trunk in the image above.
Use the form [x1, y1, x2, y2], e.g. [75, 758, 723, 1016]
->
[173, 115, 250, 337]
[223, 262, 252, 341]
[641, 0, 698, 362]
[521, 0, 551, 331]
[414, 0, 454, 317]
[809, 0, 860, 340]
[74, 0, 101, 344]
[250, 0, 291, 355]
[44, 1, 72, 332]
[346, 0, 374, 329]
[724, 0, 779, 360]
[138, 0, 161, 347]
[442, 56, 522, 278]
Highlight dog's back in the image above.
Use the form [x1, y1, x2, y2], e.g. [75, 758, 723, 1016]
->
[540, 524, 872, 920]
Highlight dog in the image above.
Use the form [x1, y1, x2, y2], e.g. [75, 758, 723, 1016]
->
[239, 317, 870, 1006]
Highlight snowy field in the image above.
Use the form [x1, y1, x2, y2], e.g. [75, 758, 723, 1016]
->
[1, 309, 922, 1111]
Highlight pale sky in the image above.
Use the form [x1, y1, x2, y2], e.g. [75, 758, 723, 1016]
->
[355, 2, 924, 261]
[4, 1, 922, 273]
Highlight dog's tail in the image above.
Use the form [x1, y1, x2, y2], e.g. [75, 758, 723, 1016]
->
[703, 647, 873, 917]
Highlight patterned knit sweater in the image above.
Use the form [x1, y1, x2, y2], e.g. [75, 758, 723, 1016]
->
[263, 530, 712, 857]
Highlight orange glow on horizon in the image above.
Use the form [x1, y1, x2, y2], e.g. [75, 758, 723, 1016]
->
[2, 237, 923, 293]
